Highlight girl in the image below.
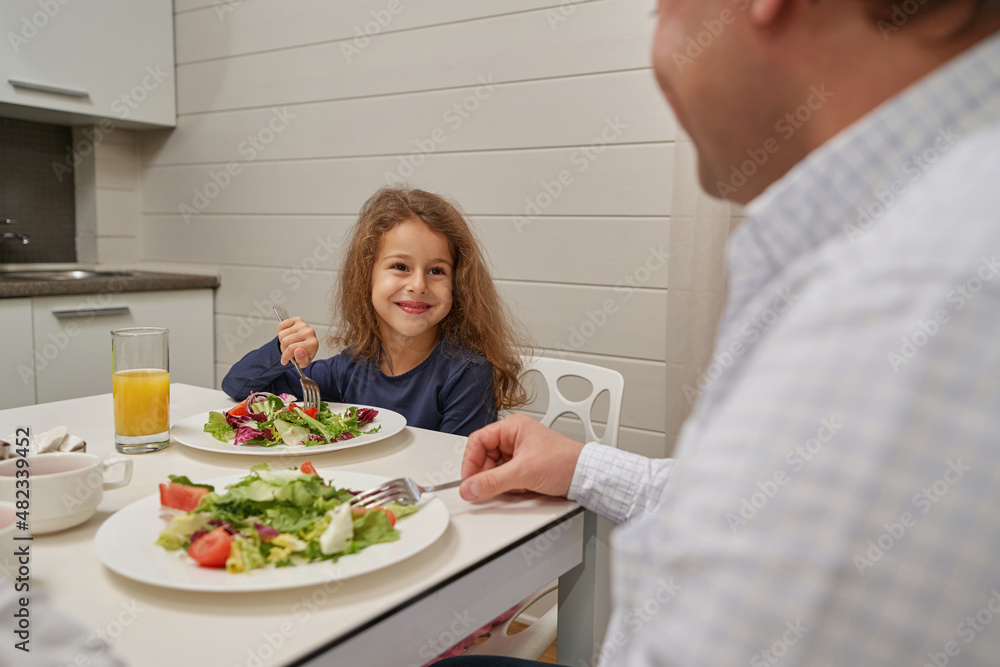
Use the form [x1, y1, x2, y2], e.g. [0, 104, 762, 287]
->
[222, 187, 530, 436]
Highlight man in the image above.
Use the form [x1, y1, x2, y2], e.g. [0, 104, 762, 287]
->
[443, 1, 1000, 665]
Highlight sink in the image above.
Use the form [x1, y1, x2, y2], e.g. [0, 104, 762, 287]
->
[0, 270, 136, 281]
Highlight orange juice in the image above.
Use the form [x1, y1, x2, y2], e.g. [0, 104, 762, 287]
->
[113, 369, 170, 436]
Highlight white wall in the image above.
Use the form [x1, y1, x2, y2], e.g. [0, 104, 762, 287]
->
[75, 126, 142, 265]
[137, 0, 697, 457]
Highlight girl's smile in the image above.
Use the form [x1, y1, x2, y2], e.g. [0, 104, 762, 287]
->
[396, 300, 434, 314]
[371, 218, 454, 351]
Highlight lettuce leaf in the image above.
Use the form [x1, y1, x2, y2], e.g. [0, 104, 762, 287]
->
[203, 411, 235, 442]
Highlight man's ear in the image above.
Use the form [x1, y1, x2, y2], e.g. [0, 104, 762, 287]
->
[749, 0, 790, 24]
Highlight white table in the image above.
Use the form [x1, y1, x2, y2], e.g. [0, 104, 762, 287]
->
[0, 384, 600, 666]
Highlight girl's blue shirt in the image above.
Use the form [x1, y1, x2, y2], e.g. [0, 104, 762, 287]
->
[221, 338, 497, 437]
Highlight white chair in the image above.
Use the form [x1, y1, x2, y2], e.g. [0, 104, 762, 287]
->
[462, 354, 624, 660]
[519, 355, 624, 447]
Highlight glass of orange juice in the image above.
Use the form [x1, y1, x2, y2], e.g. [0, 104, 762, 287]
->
[111, 328, 170, 454]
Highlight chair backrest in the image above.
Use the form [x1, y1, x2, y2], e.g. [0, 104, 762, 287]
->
[520, 355, 624, 448]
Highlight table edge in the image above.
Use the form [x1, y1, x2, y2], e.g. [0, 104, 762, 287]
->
[287, 504, 585, 665]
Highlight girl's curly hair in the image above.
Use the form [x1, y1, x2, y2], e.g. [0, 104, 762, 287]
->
[329, 187, 531, 411]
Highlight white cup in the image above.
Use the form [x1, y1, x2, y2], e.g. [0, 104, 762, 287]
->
[0, 453, 132, 534]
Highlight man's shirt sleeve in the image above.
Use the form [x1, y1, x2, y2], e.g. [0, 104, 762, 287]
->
[568, 443, 674, 525]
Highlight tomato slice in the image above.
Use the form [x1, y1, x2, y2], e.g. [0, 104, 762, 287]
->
[188, 527, 232, 568]
[303, 407, 319, 419]
[228, 399, 249, 417]
[159, 482, 210, 512]
[300, 461, 318, 476]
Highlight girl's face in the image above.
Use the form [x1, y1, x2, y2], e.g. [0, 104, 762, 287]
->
[371, 218, 454, 345]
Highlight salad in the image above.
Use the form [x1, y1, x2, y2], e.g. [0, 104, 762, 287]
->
[203, 391, 380, 447]
[155, 461, 416, 572]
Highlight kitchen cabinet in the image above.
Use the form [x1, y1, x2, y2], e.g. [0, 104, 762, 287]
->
[0, 0, 175, 128]
[0, 298, 36, 408]
[17, 289, 213, 405]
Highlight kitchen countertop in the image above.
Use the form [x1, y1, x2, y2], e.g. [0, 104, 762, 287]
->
[0, 270, 219, 298]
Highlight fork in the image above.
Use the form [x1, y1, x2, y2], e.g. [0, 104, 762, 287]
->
[351, 477, 464, 508]
[272, 305, 322, 412]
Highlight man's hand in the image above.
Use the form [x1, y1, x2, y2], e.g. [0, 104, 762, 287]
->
[460, 414, 586, 502]
[278, 317, 320, 368]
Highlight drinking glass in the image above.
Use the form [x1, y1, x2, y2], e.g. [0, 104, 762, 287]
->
[111, 327, 170, 454]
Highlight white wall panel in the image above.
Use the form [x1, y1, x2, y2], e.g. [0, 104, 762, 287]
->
[472, 217, 669, 288]
[140, 145, 672, 217]
[142, 215, 353, 268]
[142, 215, 668, 288]
[175, 0, 592, 64]
[215, 265, 338, 326]
[500, 282, 666, 361]
[175, 0, 655, 114]
[142, 70, 673, 166]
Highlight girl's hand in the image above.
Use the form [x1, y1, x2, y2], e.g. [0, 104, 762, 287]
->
[278, 317, 319, 368]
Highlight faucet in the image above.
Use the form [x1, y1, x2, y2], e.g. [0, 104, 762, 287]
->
[1, 219, 29, 267]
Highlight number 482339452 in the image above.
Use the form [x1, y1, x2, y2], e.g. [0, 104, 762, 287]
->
[14, 427, 29, 524]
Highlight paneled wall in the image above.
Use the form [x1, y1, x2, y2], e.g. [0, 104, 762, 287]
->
[137, 0, 710, 457]
[75, 126, 142, 265]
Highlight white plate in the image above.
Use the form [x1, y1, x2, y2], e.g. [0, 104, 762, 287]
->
[170, 403, 406, 456]
[95, 470, 449, 592]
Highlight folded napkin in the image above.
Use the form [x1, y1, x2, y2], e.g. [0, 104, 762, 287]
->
[1, 427, 86, 457]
